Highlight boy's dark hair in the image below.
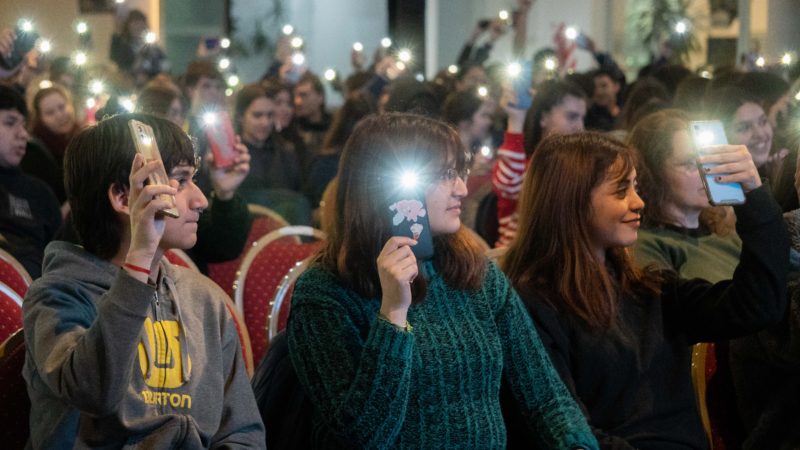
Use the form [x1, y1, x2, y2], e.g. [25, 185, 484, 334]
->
[296, 72, 325, 96]
[0, 84, 28, 118]
[184, 60, 224, 88]
[64, 113, 196, 259]
[442, 90, 483, 126]
[522, 79, 587, 156]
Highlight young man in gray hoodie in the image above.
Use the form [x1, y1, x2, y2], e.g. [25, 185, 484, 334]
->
[22, 113, 266, 448]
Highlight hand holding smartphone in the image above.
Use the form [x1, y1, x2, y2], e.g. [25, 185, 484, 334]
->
[689, 120, 746, 205]
[128, 120, 180, 218]
[509, 61, 533, 110]
[203, 111, 237, 169]
[387, 172, 434, 261]
[0, 25, 39, 70]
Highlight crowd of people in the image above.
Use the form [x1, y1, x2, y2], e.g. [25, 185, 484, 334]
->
[1, 0, 800, 448]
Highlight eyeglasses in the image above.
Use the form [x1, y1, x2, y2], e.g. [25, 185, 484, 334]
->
[437, 167, 470, 186]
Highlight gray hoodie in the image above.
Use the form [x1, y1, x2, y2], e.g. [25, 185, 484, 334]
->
[22, 241, 265, 449]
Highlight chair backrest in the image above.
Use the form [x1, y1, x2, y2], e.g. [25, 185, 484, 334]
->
[268, 256, 314, 342]
[234, 226, 325, 365]
[691, 343, 712, 446]
[692, 341, 745, 450]
[0, 248, 32, 297]
[163, 249, 200, 271]
[207, 204, 290, 297]
[0, 282, 23, 345]
[0, 328, 29, 449]
[221, 295, 255, 379]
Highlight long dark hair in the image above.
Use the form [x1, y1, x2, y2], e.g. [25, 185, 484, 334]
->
[522, 80, 587, 156]
[320, 113, 486, 302]
[320, 91, 374, 154]
[502, 132, 661, 331]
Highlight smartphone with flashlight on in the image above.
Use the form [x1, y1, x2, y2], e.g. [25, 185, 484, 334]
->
[510, 61, 534, 110]
[0, 25, 40, 70]
[128, 120, 180, 218]
[202, 111, 237, 169]
[688, 120, 746, 206]
[386, 170, 434, 261]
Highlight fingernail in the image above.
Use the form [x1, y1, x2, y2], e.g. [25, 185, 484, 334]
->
[715, 176, 722, 182]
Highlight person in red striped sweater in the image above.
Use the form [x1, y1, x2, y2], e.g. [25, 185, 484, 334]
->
[492, 79, 586, 247]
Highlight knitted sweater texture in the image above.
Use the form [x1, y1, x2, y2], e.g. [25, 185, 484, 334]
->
[287, 261, 598, 450]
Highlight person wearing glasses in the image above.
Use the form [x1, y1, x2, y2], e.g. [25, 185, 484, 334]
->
[285, 112, 598, 449]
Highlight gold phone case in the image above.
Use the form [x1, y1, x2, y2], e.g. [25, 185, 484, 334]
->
[128, 120, 180, 218]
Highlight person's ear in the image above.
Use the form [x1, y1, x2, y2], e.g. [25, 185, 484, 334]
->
[540, 111, 552, 129]
[108, 183, 130, 215]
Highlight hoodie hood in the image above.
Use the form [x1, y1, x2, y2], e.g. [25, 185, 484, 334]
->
[41, 241, 120, 292]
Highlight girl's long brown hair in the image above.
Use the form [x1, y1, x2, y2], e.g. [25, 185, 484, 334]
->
[502, 132, 661, 332]
[319, 113, 486, 302]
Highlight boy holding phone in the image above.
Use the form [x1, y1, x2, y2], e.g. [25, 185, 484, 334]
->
[22, 113, 265, 448]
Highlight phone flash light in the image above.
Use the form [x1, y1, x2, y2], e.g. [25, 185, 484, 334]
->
[120, 97, 135, 112]
[37, 39, 52, 54]
[498, 10, 510, 21]
[282, 24, 294, 36]
[544, 58, 557, 71]
[145, 31, 157, 44]
[85, 98, 96, 109]
[203, 112, 217, 126]
[507, 62, 522, 78]
[38, 80, 53, 89]
[73, 51, 87, 66]
[381, 37, 392, 48]
[400, 171, 418, 189]
[324, 69, 336, 81]
[290, 36, 303, 48]
[674, 21, 687, 34]
[291, 52, 305, 66]
[220, 38, 231, 49]
[795, 91, 800, 102]
[76, 22, 88, 34]
[477, 86, 489, 97]
[697, 130, 715, 146]
[88, 79, 104, 95]
[565, 26, 579, 40]
[398, 49, 412, 63]
[480, 146, 492, 157]
[227, 74, 240, 87]
[141, 136, 152, 146]
[395, 61, 406, 71]
[782, 53, 792, 66]
[447, 64, 459, 74]
[218, 57, 231, 70]
[19, 19, 33, 33]
[755, 56, 765, 68]
[353, 42, 364, 52]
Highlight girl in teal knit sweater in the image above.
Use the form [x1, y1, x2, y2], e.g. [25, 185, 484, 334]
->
[287, 113, 598, 449]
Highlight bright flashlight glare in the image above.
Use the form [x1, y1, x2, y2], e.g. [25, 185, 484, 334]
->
[544, 57, 557, 71]
[225, 88, 233, 97]
[203, 112, 217, 126]
[447, 64, 458, 74]
[290, 36, 303, 48]
[700, 70, 712, 79]
[381, 37, 392, 48]
[37, 39, 52, 53]
[794, 91, 800, 102]
[220, 38, 231, 49]
[76, 22, 88, 34]
[498, 10, 510, 21]
[145, 31, 157, 44]
[38, 80, 53, 89]
[782, 53, 792, 66]
[291, 52, 305, 65]
[755, 56, 766, 67]
[282, 24, 294, 35]
[674, 21, 687, 34]
[85, 98, 96, 109]
[400, 171, 418, 189]
[120, 96, 135, 112]
[115, 0, 125, 3]
[227, 74, 240, 86]
[477, 86, 489, 97]
[565, 26, 579, 40]
[697, 130, 715, 146]
[415, 73, 424, 82]
[480, 146, 492, 157]
[398, 49, 412, 63]
[507, 61, 522, 78]
[19, 19, 33, 33]
[73, 51, 87, 66]
[353, 42, 363, 52]
[88, 79, 104, 95]
[395, 61, 406, 71]
[218, 57, 231, 70]
[141, 136, 152, 146]
[323, 69, 336, 81]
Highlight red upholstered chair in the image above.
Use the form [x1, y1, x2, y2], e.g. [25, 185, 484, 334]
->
[208, 204, 290, 297]
[267, 256, 314, 343]
[691, 342, 744, 450]
[0, 328, 29, 449]
[0, 248, 32, 297]
[163, 249, 200, 271]
[0, 282, 23, 345]
[221, 295, 255, 378]
[234, 226, 325, 365]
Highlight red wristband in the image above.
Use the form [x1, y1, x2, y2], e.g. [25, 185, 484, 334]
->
[124, 262, 151, 275]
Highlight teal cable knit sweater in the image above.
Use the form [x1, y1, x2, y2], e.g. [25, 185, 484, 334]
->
[287, 261, 598, 449]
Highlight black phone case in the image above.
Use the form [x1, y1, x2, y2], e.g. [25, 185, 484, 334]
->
[388, 193, 434, 261]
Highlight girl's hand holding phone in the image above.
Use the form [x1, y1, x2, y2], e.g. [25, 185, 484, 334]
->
[208, 135, 251, 201]
[697, 144, 762, 192]
[124, 154, 178, 277]
[377, 236, 418, 327]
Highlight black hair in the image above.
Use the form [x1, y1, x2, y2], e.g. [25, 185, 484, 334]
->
[64, 113, 196, 259]
[442, 90, 483, 126]
[0, 84, 28, 118]
[522, 79, 587, 156]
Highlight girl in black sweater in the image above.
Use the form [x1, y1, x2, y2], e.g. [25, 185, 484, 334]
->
[501, 132, 788, 449]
